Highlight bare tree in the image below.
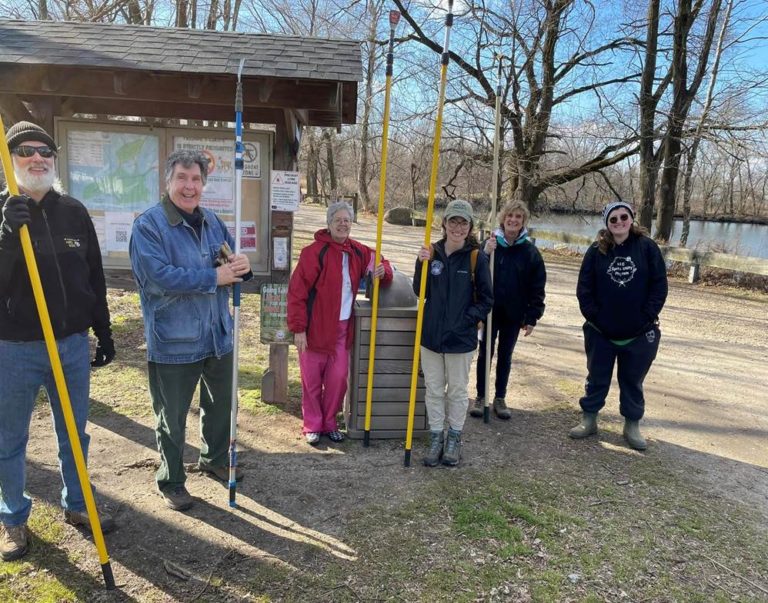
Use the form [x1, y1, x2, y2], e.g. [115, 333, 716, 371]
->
[393, 0, 643, 212]
[655, 0, 724, 241]
[680, 0, 733, 246]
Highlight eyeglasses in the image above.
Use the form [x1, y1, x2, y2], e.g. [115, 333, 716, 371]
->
[12, 145, 57, 159]
[609, 213, 631, 224]
[447, 217, 470, 228]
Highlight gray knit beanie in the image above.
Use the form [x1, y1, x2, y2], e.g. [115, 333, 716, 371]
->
[602, 201, 634, 228]
[5, 121, 57, 151]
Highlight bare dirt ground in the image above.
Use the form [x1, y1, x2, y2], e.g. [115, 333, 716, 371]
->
[17, 203, 768, 602]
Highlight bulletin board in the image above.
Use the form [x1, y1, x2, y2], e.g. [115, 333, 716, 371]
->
[55, 118, 272, 275]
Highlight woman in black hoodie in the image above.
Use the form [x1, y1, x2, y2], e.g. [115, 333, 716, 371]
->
[570, 201, 668, 450]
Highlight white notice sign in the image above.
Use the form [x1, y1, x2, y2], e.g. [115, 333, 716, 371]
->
[270, 171, 300, 212]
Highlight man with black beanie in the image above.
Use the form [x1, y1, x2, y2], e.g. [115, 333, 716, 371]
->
[0, 121, 116, 562]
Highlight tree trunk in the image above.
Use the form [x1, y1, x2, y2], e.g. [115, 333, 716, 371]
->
[232, 0, 242, 30]
[222, 0, 232, 30]
[38, 0, 48, 19]
[176, 0, 188, 27]
[356, 0, 379, 213]
[207, 0, 218, 29]
[638, 0, 661, 230]
[305, 128, 319, 199]
[323, 129, 337, 194]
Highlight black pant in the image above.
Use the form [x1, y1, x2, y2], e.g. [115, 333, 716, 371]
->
[476, 320, 520, 400]
[578, 323, 660, 421]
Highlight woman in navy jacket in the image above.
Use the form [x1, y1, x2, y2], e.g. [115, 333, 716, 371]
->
[470, 200, 546, 420]
[570, 201, 668, 450]
[413, 199, 493, 467]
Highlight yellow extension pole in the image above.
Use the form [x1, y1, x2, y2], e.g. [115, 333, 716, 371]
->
[483, 55, 504, 424]
[363, 10, 401, 447]
[404, 0, 455, 467]
[0, 116, 115, 590]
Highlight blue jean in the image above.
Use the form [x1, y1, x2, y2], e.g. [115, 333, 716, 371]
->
[0, 332, 92, 526]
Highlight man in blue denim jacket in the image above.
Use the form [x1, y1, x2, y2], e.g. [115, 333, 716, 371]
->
[130, 150, 251, 511]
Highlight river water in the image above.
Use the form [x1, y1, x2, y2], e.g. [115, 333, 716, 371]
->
[531, 214, 768, 259]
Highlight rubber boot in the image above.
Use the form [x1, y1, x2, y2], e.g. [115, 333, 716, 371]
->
[493, 397, 511, 420]
[423, 431, 444, 467]
[623, 419, 647, 450]
[469, 397, 483, 418]
[568, 412, 598, 439]
[442, 429, 462, 467]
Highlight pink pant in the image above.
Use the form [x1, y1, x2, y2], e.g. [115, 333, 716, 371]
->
[298, 320, 350, 434]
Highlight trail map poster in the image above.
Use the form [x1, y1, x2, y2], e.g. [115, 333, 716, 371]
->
[66, 130, 160, 213]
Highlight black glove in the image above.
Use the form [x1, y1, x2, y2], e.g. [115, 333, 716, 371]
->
[1, 195, 32, 235]
[91, 331, 116, 367]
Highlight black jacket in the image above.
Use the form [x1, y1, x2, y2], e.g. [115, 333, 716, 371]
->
[576, 233, 668, 340]
[413, 240, 494, 353]
[485, 238, 546, 327]
[0, 189, 111, 342]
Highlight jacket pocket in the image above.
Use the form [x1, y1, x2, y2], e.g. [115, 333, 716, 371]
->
[153, 296, 202, 343]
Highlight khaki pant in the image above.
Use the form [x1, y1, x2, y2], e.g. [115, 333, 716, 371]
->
[420, 347, 474, 432]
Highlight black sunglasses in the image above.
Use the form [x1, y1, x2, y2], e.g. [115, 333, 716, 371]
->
[609, 213, 631, 224]
[12, 145, 57, 159]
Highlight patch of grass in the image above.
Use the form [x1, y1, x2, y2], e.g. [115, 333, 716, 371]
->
[554, 378, 584, 399]
[0, 502, 90, 603]
[313, 464, 768, 602]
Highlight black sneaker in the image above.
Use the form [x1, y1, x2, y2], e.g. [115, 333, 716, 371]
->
[158, 485, 194, 511]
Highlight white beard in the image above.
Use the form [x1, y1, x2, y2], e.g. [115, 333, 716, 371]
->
[15, 166, 57, 196]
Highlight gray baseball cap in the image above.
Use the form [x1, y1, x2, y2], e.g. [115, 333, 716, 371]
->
[444, 199, 474, 223]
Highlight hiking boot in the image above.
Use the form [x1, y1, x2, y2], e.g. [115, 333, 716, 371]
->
[423, 431, 444, 467]
[469, 397, 484, 418]
[158, 485, 194, 511]
[64, 509, 116, 534]
[442, 429, 462, 467]
[623, 419, 648, 451]
[198, 461, 244, 482]
[569, 412, 598, 439]
[326, 430, 345, 443]
[1, 524, 28, 561]
[493, 397, 511, 420]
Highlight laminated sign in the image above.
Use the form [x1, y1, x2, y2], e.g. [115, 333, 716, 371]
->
[270, 170, 300, 212]
[260, 283, 293, 344]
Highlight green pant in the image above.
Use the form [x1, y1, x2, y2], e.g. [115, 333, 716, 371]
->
[148, 353, 233, 491]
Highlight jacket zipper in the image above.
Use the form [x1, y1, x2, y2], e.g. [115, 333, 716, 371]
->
[41, 207, 69, 330]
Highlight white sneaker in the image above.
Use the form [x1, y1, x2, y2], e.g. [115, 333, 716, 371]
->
[305, 432, 320, 445]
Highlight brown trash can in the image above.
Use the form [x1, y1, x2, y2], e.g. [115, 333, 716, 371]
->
[344, 300, 428, 439]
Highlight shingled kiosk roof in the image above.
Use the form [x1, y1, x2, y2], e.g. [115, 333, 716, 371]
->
[0, 19, 361, 127]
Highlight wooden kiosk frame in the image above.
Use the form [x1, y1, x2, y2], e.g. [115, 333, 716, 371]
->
[0, 18, 362, 403]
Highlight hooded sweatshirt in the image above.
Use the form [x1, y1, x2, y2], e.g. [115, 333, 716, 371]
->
[576, 232, 668, 340]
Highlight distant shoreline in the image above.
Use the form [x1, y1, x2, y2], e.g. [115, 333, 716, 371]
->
[543, 206, 768, 226]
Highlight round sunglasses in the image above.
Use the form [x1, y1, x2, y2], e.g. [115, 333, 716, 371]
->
[609, 213, 631, 224]
[12, 145, 57, 159]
